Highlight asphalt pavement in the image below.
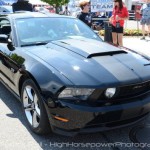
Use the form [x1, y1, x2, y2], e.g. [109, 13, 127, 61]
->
[123, 36, 150, 56]
[123, 20, 150, 56]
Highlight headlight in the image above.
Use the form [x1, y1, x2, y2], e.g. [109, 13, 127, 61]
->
[105, 88, 116, 99]
[58, 88, 95, 100]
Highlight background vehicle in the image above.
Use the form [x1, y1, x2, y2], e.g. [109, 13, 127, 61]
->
[0, 5, 12, 14]
[45, 6, 55, 13]
[34, 6, 49, 13]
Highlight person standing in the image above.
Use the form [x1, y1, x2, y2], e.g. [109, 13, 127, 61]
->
[12, 0, 33, 12]
[78, 0, 92, 27]
[138, 0, 150, 40]
[109, 0, 129, 46]
[63, 6, 71, 16]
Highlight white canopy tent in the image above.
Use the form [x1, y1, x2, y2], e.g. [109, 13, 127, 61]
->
[28, 0, 48, 6]
[123, 0, 146, 10]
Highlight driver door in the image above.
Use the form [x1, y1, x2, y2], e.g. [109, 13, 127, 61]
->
[0, 18, 19, 93]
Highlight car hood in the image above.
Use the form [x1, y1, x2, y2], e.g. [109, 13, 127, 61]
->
[26, 38, 150, 87]
[51, 37, 123, 58]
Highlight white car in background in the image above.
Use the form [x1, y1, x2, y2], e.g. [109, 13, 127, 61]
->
[34, 6, 49, 13]
[0, 5, 13, 14]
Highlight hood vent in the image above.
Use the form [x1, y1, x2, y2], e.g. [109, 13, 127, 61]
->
[87, 50, 127, 58]
[144, 63, 150, 66]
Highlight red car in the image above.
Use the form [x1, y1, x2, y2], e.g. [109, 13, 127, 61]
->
[45, 6, 55, 13]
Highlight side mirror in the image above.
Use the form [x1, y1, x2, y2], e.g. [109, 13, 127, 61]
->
[7, 38, 15, 51]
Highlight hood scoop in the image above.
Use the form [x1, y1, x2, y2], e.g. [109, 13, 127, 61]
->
[87, 50, 127, 58]
[51, 39, 127, 58]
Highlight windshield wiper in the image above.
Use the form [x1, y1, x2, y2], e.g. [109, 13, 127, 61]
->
[21, 42, 48, 47]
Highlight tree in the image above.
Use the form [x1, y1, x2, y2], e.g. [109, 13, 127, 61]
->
[41, 0, 69, 13]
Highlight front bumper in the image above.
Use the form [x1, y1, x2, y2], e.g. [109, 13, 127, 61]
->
[45, 93, 150, 136]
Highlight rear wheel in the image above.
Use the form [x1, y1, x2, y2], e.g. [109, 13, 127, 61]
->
[21, 79, 51, 134]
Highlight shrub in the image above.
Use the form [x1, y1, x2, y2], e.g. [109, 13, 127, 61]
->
[98, 29, 148, 36]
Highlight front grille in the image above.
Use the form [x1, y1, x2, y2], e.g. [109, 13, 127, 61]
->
[119, 80, 150, 98]
[85, 112, 149, 128]
[95, 80, 150, 105]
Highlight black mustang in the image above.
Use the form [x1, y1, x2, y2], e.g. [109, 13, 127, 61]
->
[0, 12, 150, 136]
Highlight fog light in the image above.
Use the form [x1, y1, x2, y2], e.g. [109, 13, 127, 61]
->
[105, 88, 116, 98]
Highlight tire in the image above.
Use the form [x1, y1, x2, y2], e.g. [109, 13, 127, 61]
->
[21, 79, 51, 135]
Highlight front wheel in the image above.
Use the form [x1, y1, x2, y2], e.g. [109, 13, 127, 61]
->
[21, 79, 51, 134]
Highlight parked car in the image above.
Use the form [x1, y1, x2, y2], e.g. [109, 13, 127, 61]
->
[45, 6, 55, 13]
[0, 5, 12, 14]
[34, 6, 49, 13]
[1, 12, 150, 136]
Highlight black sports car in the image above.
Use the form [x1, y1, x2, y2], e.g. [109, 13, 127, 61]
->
[1, 12, 150, 136]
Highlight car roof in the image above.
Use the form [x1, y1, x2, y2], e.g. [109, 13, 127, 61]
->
[0, 11, 74, 19]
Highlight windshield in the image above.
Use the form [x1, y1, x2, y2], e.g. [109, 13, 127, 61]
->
[15, 17, 101, 46]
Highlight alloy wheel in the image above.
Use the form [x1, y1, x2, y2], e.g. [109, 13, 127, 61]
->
[22, 85, 41, 128]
